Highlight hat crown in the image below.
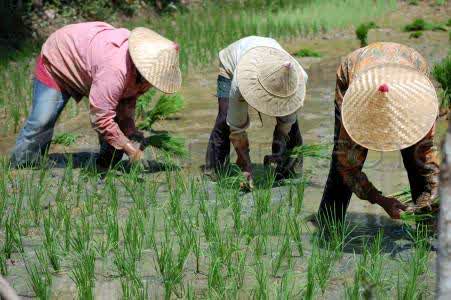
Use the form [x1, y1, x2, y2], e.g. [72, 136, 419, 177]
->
[258, 60, 299, 98]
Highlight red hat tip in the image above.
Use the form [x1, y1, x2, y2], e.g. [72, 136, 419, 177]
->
[378, 83, 389, 93]
[283, 62, 292, 69]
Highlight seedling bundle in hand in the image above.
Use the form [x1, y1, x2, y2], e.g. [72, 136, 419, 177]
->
[137, 91, 187, 157]
[389, 187, 439, 223]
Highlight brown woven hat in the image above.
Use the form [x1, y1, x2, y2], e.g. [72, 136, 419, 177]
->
[236, 46, 306, 117]
[342, 64, 438, 152]
[129, 27, 182, 94]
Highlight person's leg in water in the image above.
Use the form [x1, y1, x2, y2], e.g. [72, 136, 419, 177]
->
[10, 79, 70, 167]
[205, 75, 232, 174]
[318, 105, 354, 224]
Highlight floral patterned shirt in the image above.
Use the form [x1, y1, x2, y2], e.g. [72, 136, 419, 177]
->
[334, 42, 439, 205]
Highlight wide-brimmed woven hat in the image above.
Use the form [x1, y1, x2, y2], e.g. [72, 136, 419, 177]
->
[129, 27, 181, 94]
[236, 46, 306, 117]
[342, 64, 438, 152]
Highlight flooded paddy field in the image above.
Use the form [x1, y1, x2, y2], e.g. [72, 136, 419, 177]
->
[0, 1, 450, 299]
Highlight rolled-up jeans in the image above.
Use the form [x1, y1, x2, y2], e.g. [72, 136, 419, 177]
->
[10, 79, 123, 168]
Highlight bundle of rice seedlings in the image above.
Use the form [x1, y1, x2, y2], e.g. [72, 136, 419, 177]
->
[146, 133, 188, 158]
[432, 54, 451, 114]
[289, 144, 331, 159]
[138, 93, 185, 130]
[355, 22, 377, 47]
[389, 186, 439, 223]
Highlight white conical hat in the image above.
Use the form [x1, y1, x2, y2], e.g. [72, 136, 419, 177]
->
[342, 64, 438, 152]
[129, 27, 182, 94]
[236, 46, 306, 117]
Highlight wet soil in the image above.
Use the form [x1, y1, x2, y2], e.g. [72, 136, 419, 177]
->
[1, 1, 450, 299]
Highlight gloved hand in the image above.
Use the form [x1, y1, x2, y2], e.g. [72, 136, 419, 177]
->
[230, 131, 254, 190]
[124, 142, 149, 170]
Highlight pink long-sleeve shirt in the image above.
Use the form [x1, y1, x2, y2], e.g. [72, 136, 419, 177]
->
[40, 22, 151, 150]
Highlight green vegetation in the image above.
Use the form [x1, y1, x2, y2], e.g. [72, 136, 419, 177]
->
[138, 93, 185, 130]
[52, 132, 79, 146]
[0, 151, 438, 297]
[404, 18, 448, 32]
[294, 48, 322, 57]
[408, 0, 418, 5]
[127, 0, 397, 71]
[355, 22, 378, 47]
[409, 31, 423, 39]
[137, 91, 187, 157]
[432, 54, 451, 113]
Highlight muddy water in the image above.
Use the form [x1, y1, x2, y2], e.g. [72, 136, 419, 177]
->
[2, 15, 450, 297]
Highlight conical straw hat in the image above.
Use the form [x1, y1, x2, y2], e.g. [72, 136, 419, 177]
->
[129, 27, 182, 94]
[236, 46, 306, 117]
[342, 64, 438, 152]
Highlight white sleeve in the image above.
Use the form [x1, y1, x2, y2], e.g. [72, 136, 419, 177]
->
[226, 74, 250, 133]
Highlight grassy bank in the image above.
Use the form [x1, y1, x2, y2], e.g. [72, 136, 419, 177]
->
[128, 0, 397, 71]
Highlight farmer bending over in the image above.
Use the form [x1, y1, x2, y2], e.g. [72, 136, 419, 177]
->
[205, 36, 308, 187]
[10, 22, 181, 169]
[318, 42, 439, 221]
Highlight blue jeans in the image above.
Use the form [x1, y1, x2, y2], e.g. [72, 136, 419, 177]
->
[10, 79, 71, 167]
[11, 79, 124, 168]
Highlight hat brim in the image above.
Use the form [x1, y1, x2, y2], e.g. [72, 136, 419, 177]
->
[236, 46, 306, 117]
[342, 64, 438, 152]
[129, 27, 182, 94]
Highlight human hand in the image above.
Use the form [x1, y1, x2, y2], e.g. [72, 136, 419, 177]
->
[240, 171, 255, 191]
[124, 142, 149, 169]
[375, 196, 408, 219]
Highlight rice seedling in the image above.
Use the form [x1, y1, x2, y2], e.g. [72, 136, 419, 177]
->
[433, 54, 451, 112]
[153, 224, 191, 300]
[289, 143, 331, 159]
[311, 239, 336, 294]
[271, 226, 292, 276]
[123, 208, 145, 262]
[409, 31, 423, 39]
[275, 271, 297, 299]
[146, 132, 188, 157]
[404, 18, 447, 32]
[120, 276, 149, 300]
[288, 213, 304, 257]
[345, 231, 385, 299]
[136, 89, 157, 119]
[253, 258, 270, 300]
[70, 249, 96, 300]
[52, 132, 78, 146]
[207, 257, 227, 298]
[24, 249, 52, 300]
[0, 250, 7, 276]
[70, 216, 92, 255]
[397, 227, 430, 299]
[126, 0, 397, 71]
[355, 22, 377, 47]
[303, 251, 316, 300]
[294, 48, 322, 57]
[43, 212, 61, 272]
[138, 93, 185, 130]
[3, 214, 23, 258]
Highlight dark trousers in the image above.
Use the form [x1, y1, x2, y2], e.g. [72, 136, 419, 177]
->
[318, 106, 438, 222]
[318, 106, 356, 221]
[205, 97, 303, 172]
